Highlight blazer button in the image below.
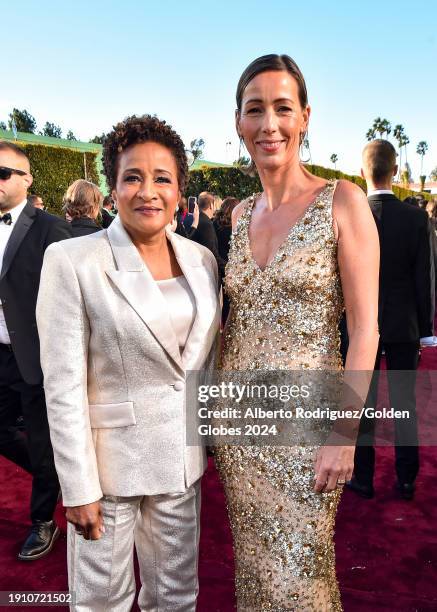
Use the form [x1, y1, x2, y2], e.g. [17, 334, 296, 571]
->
[173, 381, 184, 392]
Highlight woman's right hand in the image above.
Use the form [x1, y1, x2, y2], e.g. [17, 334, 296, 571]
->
[65, 501, 104, 540]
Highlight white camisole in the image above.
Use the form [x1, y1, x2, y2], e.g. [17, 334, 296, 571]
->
[156, 275, 196, 352]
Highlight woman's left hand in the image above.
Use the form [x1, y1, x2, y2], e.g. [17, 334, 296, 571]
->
[191, 203, 200, 229]
[313, 445, 354, 492]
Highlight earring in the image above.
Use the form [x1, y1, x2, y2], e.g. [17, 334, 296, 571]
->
[238, 137, 251, 163]
[238, 136, 243, 160]
[299, 130, 312, 164]
[237, 137, 257, 176]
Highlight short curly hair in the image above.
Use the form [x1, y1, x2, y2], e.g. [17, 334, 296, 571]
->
[102, 114, 189, 192]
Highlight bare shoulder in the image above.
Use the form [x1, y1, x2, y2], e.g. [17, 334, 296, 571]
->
[231, 195, 255, 230]
[332, 179, 370, 223]
[333, 179, 367, 209]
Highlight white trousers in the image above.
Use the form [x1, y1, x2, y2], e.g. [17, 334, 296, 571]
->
[68, 481, 201, 612]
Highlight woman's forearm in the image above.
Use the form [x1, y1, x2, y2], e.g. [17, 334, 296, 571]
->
[330, 327, 379, 444]
[345, 327, 379, 371]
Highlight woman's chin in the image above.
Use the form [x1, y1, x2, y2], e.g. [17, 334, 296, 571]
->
[255, 155, 287, 172]
[139, 222, 168, 236]
[123, 216, 169, 238]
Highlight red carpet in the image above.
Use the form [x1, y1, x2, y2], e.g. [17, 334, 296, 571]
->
[1, 351, 437, 611]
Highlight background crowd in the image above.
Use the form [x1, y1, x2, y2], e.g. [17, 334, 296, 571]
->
[0, 133, 435, 603]
[31, 185, 437, 279]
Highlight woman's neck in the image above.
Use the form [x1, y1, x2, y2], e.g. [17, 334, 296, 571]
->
[126, 227, 169, 262]
[257, 161, 313, 211]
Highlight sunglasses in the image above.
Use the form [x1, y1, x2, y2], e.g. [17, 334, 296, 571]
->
[0, 166, 27, 180]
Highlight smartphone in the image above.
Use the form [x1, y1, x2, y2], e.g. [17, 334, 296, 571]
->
[188, 196, 197, 214]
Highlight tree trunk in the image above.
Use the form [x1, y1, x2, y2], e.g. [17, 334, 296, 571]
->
[398, 147, 402, 181]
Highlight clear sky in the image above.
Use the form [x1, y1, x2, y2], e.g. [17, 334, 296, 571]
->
[2, 0, 436, 181]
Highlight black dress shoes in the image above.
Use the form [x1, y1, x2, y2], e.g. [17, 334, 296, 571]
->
[345, 476, 374, 499]
[396, 481, 415, 500]
[18, 520, 60, 561]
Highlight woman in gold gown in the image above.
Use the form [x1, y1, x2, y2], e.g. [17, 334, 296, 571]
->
[214, 55, 380, 610]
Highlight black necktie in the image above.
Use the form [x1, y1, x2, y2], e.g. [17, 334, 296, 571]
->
[0, 213, 12, 225]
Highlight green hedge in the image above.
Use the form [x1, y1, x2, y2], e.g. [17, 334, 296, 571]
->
[187, 163, 432, 202]
[187, 166, 261, 200]
[8, 141, 431, 218]
[16, 142, 100, 216]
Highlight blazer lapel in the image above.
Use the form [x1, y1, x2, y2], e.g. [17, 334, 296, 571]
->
[167, 229, 220, 371]
[106, 217, 183, 370]
[0, 202, 36, 281]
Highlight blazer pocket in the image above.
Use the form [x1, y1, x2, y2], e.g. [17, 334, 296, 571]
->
[88, 401, 136, 429]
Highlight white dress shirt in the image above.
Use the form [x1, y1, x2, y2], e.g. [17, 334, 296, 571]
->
[0, 199, 27, 344]
[367, 189, 394, 196]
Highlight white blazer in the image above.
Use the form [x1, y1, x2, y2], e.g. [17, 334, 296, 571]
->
[36, 216, 221, 507]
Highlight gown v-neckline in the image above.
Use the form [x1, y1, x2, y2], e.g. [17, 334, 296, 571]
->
[246, 181, 332, 273]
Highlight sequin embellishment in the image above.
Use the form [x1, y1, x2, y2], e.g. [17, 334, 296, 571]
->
[215, 181, 344, 611]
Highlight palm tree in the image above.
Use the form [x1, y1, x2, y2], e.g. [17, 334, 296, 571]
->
[380, 119, 391, 138]
[401, 163, 412, 187]
[372, 117, 380, 134]
[416, 141, 428, 176]
[393, 124, 405, 180]
[393, 124, 404, 142]
[330, 153, 338, 169]
[372, 117, 391, 139]
[366, 128, 376, 141]
[400, 135, 410, 181]
[402, 135, 410, 166]
[372, 117, 384, 139]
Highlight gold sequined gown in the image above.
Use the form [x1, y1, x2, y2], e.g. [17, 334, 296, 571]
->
[215, 181, 345, 611]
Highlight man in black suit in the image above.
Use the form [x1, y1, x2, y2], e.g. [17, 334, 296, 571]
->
[190, 191, 225, 278]
[347, 139, 434, 501]
[101, 195, 116, 228]
[28, 194, 45, 211]
[0, 141, 72, 559]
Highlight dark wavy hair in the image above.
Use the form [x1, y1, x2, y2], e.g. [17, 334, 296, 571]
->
[102, 114, 189, 192]
[214, 197, 240, 228]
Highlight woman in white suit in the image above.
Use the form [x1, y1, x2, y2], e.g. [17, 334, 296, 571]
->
[36, 115, 221, 611]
